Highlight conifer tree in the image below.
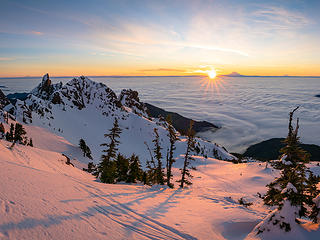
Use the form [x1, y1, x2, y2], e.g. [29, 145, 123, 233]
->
[153, 128, 164, 185]
[115, 153, 129, 182]
[98, 118, 122, 183]
[0, 123, 5, 138]
[257, 107, 320, 234]
[127, 154, 142, 183]
[79, 138, 93, 160]
[79, 139, 86, 156]
[166, 115, 178, 188]
[10, 123, 26, 148]
[145, 141, 156, 184]
[6, 123, 14, 142]
[178, 120, 196, 188]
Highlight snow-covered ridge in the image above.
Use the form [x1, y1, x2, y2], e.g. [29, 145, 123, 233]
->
[2, 74, 236, 166]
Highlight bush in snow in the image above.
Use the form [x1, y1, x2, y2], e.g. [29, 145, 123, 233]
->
[254, 107, 320, 235]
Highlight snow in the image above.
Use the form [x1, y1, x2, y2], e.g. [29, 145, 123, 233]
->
[280, 155, 292, 166]
[281, 182, 297, 194]
[0, 139, 284, 240]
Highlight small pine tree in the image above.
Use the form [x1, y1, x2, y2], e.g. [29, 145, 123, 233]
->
[6, 123, 14, 142]
[127, 154, 142, 183]
[79, 139, 86, 156]
[10, 123, 26, 148]
[178, 120, 196, 188]
[153, 128, 164, 185]
[166, 115, 178, 188]
[98, 118, 122, 183]
[79, 138, 93, 159]
[0, 123, 5, 138]
[145, 141, 156, 185]
[85, 145, 93, 160]
[115, 153, 129, 182]
[257, 107, 320, 234]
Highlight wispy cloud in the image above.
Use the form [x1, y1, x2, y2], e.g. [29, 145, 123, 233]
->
[30, 31, 44, 35]
[0, 57, 14, 61]
[251, 6, 310, 32]
[139, 68, 186, 72]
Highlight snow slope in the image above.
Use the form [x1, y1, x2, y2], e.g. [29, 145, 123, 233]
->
[0, 140, 283, 240]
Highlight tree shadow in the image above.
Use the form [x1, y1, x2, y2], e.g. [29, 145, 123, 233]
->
[0, 203, 197, 240]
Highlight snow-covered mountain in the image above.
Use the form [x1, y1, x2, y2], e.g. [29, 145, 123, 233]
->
[3, 74, 235, 166]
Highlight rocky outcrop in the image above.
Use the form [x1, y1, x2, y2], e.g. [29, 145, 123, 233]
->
[118, 89, 149, 118]
[0, 89, 10, 109]
[31, 73, 63, 100]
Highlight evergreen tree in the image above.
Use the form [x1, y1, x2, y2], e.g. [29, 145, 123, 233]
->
[79, 138, 93, 159]
[142, 171, 148, 185]
[115, 153, 129, 182]
[178, 120, 196, 188]
[127, 154, 142, 183]
[257, 107, 320, 234]
[0, 123, 5, 138]
[83, 162, 97, 173]
[145, 141, 156, 184]
[6, 123, 14, 142]
[153, 128, 164, 185]
[98, 118, 122, 183]
[165, 115, 178, 188]
[10, 123, 26, 148]
[79, 139, 86, 156]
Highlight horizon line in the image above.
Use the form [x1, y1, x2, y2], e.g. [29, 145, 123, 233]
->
[1, 74, 320, 79]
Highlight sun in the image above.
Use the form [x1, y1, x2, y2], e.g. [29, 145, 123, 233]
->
[208, 69, 217, 79]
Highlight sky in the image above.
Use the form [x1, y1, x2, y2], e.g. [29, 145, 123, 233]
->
[1, 0, 320, 77]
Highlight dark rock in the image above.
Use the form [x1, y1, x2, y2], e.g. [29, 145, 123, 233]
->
[315, 94, 320, 98]
[145, 103, 219, 135]
[243, 138, 320, 161]
[118, 89, 148, 117]
[0, 89, 10, 109]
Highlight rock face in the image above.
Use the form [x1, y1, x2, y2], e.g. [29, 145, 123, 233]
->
[31, 73, 63, 100]
[145, 103, 219, 135]
[243, 138, 320, 161]
[118, 89, 149, 118]
[0, 89, 10, 109]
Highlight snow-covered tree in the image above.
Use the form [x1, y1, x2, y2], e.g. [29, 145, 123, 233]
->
[98, 118, 122, 183]
[178, 121, 196, 188]
[255, 107, 320, 235]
